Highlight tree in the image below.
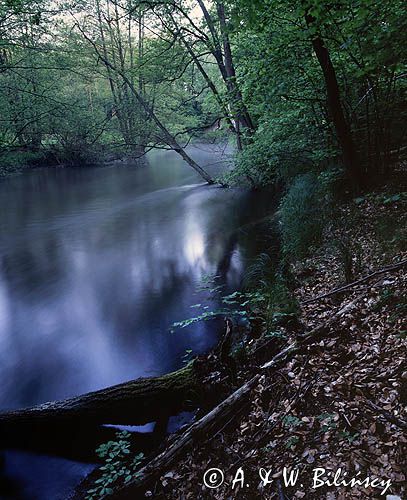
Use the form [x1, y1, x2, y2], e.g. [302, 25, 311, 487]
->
[303, 1, 361, 188]
[72, 2, 215, 182]
[221, 0, 406, 187]
[138, 0, 255, 150]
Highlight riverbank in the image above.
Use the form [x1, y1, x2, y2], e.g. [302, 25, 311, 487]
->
[156, 185, 406, 499]
[0, 149, 149, 179]
[0, 136, 231, 180]
[78, 179, 406, 499]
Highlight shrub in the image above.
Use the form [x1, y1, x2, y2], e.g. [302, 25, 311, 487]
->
[279, 172, 333, 261]
[86, 430, 144, 500]
[244, 254, 299, 330]
[221, 106, 333, 188]
[0, 149, 47, 176]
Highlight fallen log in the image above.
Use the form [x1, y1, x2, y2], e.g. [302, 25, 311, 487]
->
[75, 292, 375, 497]
[96, 374, 261, 499]
[0, 364, 199, 428]
[1, 319, 237, 466]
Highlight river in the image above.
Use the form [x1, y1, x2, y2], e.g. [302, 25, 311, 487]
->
[0, 143, 274, 499]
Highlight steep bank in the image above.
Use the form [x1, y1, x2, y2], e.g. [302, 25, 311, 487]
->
[90, 180, 407, 500]
[157, 185, 406, 499]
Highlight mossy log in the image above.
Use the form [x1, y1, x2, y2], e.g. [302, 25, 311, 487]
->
[0, 364, 199, 429]
[99, 374, 261, 499]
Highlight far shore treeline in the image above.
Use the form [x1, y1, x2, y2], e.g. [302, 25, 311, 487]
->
[1, 1, 405, 189]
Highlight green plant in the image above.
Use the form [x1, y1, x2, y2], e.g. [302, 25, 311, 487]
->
[86, 431, 144, 500]
[337, 430, 359, 443]
[285, 435, 300, 449]
[171, 274, 258, 331]
[317, 413, 338, 433]
[282, 415, 302, 429]
[279, 173, 331, 261]
[333, 236, 363, 284]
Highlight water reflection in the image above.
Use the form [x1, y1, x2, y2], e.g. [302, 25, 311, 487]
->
[0, 144, 277, 499]
[0, 146, 273, 414]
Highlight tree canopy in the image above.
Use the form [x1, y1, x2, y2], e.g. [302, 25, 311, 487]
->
[0, 0, 405, 186]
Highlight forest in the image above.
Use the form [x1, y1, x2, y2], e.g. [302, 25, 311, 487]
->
[0, 0, 406, 499]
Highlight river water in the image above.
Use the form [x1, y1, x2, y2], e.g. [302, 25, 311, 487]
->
[0, 144, 274, 499]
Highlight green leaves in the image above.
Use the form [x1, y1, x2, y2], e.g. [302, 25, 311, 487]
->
[279, 173, 331, 261]
[87, 431, 144, 499]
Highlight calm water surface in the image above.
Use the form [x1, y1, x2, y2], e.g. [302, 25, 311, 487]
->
[0, 144, 273, 498]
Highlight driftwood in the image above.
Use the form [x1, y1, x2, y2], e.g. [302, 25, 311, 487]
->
[97, 374, 261, 499]
[301, 258, 407, 305]
[0, 364, 199, 429]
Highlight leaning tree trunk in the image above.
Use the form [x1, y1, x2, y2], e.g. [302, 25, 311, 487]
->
[77, 25, 215, 185]
[0, 365, 199, 428]
[87, 374, 261, 499]
[108, 60, 214, 184]
[304, 10, 362, 189]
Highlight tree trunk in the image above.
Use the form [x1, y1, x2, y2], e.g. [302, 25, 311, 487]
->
[94, 3, 207, 173]
[305, 11, 362, 188]
[175, 26, 237, 136]
[0, 365, 199, 428]
[93, 374, 261, 499]
[77, 24, 214, 184]
[196, 0, 255, 144]
[107, 59, 214, 183]
[216, 1, 254, 134]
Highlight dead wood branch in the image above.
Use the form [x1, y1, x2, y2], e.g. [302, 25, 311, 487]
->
[301, 259, 407, 305]
[97, 374, 260, 499]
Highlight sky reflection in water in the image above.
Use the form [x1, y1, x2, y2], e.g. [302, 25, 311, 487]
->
[0, 145, 274, 499]
[0, 145, 271, 411]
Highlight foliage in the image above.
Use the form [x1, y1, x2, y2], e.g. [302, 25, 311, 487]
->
[172, 263, 298, 336]
[279, 173, 332, 261]
[225, 0, 406, 187]
[222, 103, 332, 188]
[0, 0, 225, 171]
[0, 149, 47, 176]
[1, 0, 405, 180]
[86, 431, 144, 500]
